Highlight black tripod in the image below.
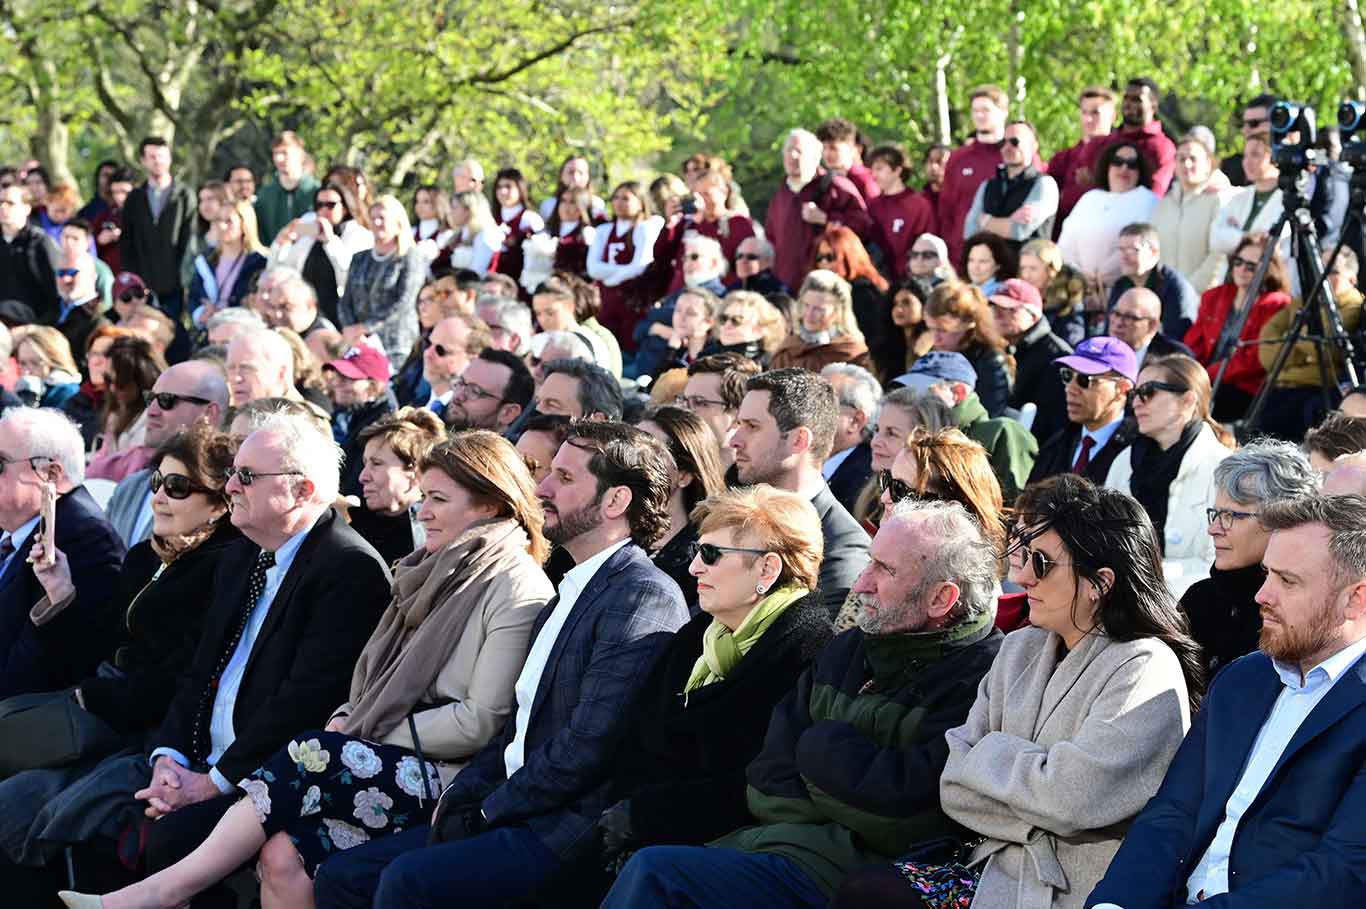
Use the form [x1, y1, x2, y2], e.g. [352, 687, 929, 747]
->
[1212, 162, 1361, 439]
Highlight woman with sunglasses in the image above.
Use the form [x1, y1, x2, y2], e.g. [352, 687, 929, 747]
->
[770, 269, 871, 372]
[1182, 231, 1291, 421]
[1057, 141, 1158, 284]
[805, 226, 889, 345]
[887, 474, 1200, 909]
[2, 425, 241, 855]
[269, 182, 375, 328]
[698, 290, 780, 367]
[637, 406, 727, 614]
[589, 486, 832, 896]
[64, 431, 553, 909]
[86, 336, 166, 482]
[1180, 439, 1318, 677]
[906, 233, 956, 303]
[924, 280, 1015, 418]
[1104, 354, 1234, 598]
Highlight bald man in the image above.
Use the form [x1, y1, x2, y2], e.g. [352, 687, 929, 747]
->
[1323, 451, 1366, 495]
[1109, 286, 1193, 370]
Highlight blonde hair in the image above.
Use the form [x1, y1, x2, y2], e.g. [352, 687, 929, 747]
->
[372, 194, 415, 256]
[216, 199, 268, 259]
[797, 269, 864, 343]
[14, 325, 79, 377]
[452, 190, 499, 239]
[691, 486, 824, 591]
[718, 290, 787, 352]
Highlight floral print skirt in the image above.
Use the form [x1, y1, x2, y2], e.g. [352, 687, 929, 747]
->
[238, 729, 442, 875]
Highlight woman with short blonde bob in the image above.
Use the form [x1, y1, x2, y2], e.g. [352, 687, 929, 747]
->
[339, 193, 425, 369]
[593, 485, 834, 891]
[14, 325, 82, 408]
[770, 269, 871, 372]
[66, 430, 554, 909]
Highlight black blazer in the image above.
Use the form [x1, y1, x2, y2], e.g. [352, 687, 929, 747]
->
[79, 524, 243, 734]
[1027, 418, 1139, 487]
[120, 180, 195, 296]
[0, 485, 126, 698]
[152, 508, 390, 782]
[612, 591, 834, 847]
[827, 441, 873, 516]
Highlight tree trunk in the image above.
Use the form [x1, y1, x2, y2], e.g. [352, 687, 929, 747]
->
[1007, 1, 1025, 113]
[934, 49, 952, 145]
[1344, 0, 1366, 98]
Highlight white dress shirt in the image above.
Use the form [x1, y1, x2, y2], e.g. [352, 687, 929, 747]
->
[0, 514, 40, 579]
[503, 538, 628, 778]
[821, 444, 857, 482]
[1070, 416, 1124, 468]
[151, 524, 313, 792]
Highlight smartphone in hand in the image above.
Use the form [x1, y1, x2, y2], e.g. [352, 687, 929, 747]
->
[37, 482, 56, 568]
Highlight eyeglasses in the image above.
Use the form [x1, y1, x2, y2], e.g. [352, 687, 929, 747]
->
[1111, 156, 1141, 170]
[0, 455, 50, 476]
[314, 200, 340, 211]
[815, 252, 836, 263]
[431, 343, 459, 358]
[55, 268, 79, 279]
[1243, 116, 1268, 129]
[1003, 136, 1023, 147]
[1230, 256, 1258, 271]
[735, 253, 763, 262]
[687, 541, 770, 566]
[224, 466, 303, 486]
[1206, 507, 1258, 530]
[719, 314, 746, 327]
[877, 468, 914, 502]
[909, 250, 940, 260]
[151, 469, 212, 500]
[1109, 310, 1150, 324]
[118, 289, 146, 303]
[1130, 380, 1190, 403]
[144, 391, 213, 410]
[1058, 367, 1116, 389]
[453, 377, 502, 401]
[1008, 542, 1071, 579]
[675, 394, 727, 410]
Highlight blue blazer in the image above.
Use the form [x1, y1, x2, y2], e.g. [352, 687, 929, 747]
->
[1087, 650, 1366, 908]
[441, 542, 688, 860]
[0, 485, 126, 698]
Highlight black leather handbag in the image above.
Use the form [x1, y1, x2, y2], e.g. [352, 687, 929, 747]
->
[0, 689, 123, 777]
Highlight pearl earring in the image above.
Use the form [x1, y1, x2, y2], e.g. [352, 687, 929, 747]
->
[755, 584, 767, 595]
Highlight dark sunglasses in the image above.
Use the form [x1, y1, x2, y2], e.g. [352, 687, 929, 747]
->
[1111, 156, 1141, 170]
[151, 469, 211, 500]
[315, 199, 341, 211]
[718, 314, 746, 327]
[1130, 380, 1190, 403]
[1243, 116, 1268, 129]
[687, 541, 769, 566]
[909, 250, 940, 260]
[1009, 542, 1070, 579]
[1057, 366, 1115, 389]
[118, 289, 147, 303]
[144, 391, 212, 410]
[224, 466, 303, 486]
[431, 343, 458, 358]
[1230, 256, 1258, 271]
[815, 252, 836, 263]
[735, 253, 763, 262]
[877, 468, 916, 503]
[55, 268, 79, 279]
[1003, 136, 1023, 147]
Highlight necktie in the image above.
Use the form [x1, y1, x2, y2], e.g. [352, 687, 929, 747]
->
[431, 399, 446, 418]
[1072, 435, 1096, 474]
[189, 549, 275, 764]
[0, 536, 14, 565]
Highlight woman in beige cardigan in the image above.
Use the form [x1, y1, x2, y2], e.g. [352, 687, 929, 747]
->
[63, 431, 553, 909]
[930, 475, 1203, 909]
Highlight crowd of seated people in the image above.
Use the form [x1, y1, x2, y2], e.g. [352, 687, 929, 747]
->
[0, 86, 1360, 909]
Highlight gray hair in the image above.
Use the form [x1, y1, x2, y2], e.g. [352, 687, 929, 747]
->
[821, 363, 883, 433]
[1262, 494, 1366, 587]
[0, 407, 86, 485]
[741, 234, 776, 261]
[207, 307, 265, 334]
[253, 412, 343, 505]
[532, 330, 595, 364]
[683, 233, 726, 267]
[1214, 438, 1320, 506]
[483, 296, 534, 356]
[785, 128, 821, 157]
[885, 497, 1001, 623]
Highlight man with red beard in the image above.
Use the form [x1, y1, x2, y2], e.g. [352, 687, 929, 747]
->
[1089, 494, 1366, 909]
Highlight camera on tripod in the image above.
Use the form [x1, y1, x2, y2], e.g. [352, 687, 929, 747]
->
[1269, 100, 1318, 171]
[1338, 100, 1366, 169]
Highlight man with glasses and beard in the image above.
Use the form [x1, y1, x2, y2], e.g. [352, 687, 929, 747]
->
[310, 420, 688, 909]
[1090, 494, 1366, 909]
[1029, 336, 1138, 485]
[443, 348, 533, 435]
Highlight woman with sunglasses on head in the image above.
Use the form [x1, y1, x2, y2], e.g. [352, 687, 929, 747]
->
[1179, 439, 1319, 677]
[1183, 231, 1291, 422]
[1104, 354, 1234, 598]
[850, 474, 1199, 909]
[637, 406, 727, 614]
[1057, 141, 1158, 284]
[924, 280, 1015, 418]
[771, 269, 871, 372]
[589, 486, 833, 898]
[63, 431, 554, 909]
[0, 425, 241, 885]
[806, 225, 889, 346]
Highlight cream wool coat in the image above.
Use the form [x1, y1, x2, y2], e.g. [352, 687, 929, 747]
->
[940, 626, 1191, 909]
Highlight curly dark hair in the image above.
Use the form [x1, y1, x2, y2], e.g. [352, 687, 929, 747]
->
[152, 421, 237, 509]
[563, 420, 675, 549]
[1012, 473, 1205, 713]
[1096, 141, 1154, 191]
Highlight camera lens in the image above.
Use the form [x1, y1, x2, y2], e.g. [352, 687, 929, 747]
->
[1339, 101, 1366, 132]
[1270, 102, 1296, 132]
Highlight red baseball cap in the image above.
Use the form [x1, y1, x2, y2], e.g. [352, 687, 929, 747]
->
[325, 344, 392, 383]
[113, 272, 147, 299]
[988, 278, 1044, 320]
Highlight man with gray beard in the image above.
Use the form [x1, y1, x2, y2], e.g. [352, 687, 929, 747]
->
[600, 499, 1003, 907]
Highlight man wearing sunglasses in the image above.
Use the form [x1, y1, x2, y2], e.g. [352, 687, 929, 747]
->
[729, 369, 869, 616]
[733, 235, 788, 297]
[1029, 336, 1138, 487]
[963, 121, 1059, 250]
[1218, 93, 1276, 187]
[104, 360, 230, 545]
[422, 314, 487, 417]
[0, 407, 124, 699]
[1105, 223, 1198, 340]
[52, 250, 106, 370]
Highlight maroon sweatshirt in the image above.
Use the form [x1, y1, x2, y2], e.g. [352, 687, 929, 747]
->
[868, 190, 938, 280]
[937, 139, 1006, 265]
[764, 174, 872, 291]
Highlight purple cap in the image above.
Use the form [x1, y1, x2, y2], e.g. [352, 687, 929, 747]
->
[1053, 336, 1138, 383]
[892, 350, 978, 392]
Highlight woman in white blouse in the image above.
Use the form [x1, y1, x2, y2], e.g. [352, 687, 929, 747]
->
[1057, 141, 1158, 285]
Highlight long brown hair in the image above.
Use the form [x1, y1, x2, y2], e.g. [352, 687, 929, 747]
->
[809, 225, 889, 292]
[419, 430, 549, 565]
[1227, 231, 1289, 293]
[1142, 354, 1236, 448]
[103, 336, 164, 439]
[901, 427, 1006, 556]
[641, 405, 726, 513]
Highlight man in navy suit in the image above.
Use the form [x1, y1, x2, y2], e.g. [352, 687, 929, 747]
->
[1088, 494, 1366, 908]
[0, 406, 124, 698]
[313, 420, 689, 909]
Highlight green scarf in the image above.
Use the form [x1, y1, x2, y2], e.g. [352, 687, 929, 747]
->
[684, 585, 809, 696]
[863, 606, 995, 691]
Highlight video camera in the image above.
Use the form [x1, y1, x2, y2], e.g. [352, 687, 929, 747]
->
[1269, 100, 1318, 171]
[1338, 100, 1366, 169]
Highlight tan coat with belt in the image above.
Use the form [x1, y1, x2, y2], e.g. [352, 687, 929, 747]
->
[940, 626, 1191, 909]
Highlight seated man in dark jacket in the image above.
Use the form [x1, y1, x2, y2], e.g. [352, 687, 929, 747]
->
[1088, 495, 1366, 909]
[1029, 336, 1139, 486]
[989, 278, 1072, 443]
[1105, 222, 1199, 339]
[322, 343, 396, 497]
[601, 498, 1004, 907]
[311, 421, 689, 909]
